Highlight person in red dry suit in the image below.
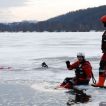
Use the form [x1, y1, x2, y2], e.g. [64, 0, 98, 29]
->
[58, 52, 93, 89]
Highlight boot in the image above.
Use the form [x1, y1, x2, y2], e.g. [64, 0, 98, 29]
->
[55, 83, 66, 89]
[59, 83, 66, 87]
[94, 76, 105, 87]
[63, 83, 72, 89]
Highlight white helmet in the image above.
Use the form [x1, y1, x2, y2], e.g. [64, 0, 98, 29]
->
[77, 52, 85, 58]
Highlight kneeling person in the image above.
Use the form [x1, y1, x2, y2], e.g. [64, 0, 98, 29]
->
[60, 53, 93, 89]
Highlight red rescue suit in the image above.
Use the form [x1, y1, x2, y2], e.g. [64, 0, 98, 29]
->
[68, 60, 92, 82]
[60, 60, 92, 89]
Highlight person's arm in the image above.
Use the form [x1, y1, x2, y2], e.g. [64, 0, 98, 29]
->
[83, 62, 92, 80]
[66, 61, 79, 70]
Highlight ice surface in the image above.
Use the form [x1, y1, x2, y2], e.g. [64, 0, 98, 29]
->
[0, 32, 105, 106]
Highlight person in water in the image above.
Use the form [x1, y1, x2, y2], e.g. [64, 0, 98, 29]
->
[58, 52, 93, 89]
[41, 62, 48, 68]
[92, 15, 106, 87]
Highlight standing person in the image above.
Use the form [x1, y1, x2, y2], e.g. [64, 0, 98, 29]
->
[92, 15, 106, 87]
[57, 52, 93, 89]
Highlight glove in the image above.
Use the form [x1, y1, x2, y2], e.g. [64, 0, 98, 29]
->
[66, 61, 70, 68]
[66, 61, 70, 65]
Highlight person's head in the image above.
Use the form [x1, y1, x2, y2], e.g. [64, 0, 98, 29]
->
[42, 62, 48, 68]
[77, 52, 85, 62]
[100, 15, 106, 27]
[42, 62, 46, 66]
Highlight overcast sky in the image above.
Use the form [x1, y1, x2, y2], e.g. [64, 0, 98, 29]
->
[0, 0, 105, 22]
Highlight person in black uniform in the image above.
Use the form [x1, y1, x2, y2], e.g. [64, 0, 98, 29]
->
[93, 15, 106, 87]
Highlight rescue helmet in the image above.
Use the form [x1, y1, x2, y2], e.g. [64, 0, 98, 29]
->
[100, 15, 106, 23]
[77, 52, 85, 58]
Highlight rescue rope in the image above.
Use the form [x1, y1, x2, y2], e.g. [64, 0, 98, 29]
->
[91, 72, 96, 84]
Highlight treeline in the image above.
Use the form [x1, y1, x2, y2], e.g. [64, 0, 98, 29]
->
[35, 5, 106, 32]
[0, 5, 106, 32]
[0, 21, 37, 32]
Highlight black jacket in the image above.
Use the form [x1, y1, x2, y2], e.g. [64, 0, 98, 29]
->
[102, 31, 106, 53]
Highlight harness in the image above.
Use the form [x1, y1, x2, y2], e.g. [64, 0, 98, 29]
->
[75, 62, 96, 84]
[75, 64, 86, 79]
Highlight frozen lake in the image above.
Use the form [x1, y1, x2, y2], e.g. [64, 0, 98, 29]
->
[0, 32, 105, 106]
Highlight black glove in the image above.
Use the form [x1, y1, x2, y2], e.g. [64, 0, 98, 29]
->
[66, 61, 70, 65]
[66, 61, 70, 68]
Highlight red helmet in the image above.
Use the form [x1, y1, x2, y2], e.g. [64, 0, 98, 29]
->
[100, 15, 106, 22]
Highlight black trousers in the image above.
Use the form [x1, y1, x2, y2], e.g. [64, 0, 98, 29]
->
[62, 77, 89, 85]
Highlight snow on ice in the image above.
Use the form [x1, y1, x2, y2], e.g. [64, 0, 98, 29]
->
[0, 32, 105, 106]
